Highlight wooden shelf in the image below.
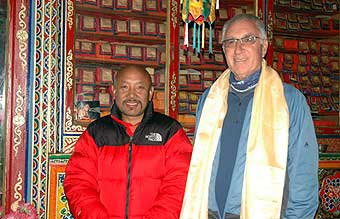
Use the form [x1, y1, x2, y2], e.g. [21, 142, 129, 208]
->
[274, 5, 339, 16]
[76, 32, 166, 45]
[178, 87, 205, 92]
[315, 126, 340, 136]
[75, 56, 163, 68]
[319, 159, 340, 169]
[76, 5, 167, 23]
[218, 0, 254, 6]
[273, 47, 339, 54]
[273, 30, 339, 39]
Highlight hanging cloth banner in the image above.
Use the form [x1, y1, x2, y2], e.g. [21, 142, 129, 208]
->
[181, 0, 219, 54]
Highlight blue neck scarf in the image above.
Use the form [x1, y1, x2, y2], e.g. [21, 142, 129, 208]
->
[230, 69, 261, 92]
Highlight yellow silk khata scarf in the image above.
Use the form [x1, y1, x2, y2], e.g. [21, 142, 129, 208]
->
[180, 60, 289, 219]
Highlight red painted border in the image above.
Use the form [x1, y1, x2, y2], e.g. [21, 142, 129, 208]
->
[168, 0, 180, 119]
[65, 0, 76, 129]
[263, 0, 274, 65]
[5, 0, 29, 213]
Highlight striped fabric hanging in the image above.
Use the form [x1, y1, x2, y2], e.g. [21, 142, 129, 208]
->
[181, 0, 219, 55]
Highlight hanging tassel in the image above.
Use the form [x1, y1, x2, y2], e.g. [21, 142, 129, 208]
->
[193, 23, 196, 51]
[202, 22, 205, 49]
[197, 24, 201, 54]
[184, 22, 189, 47]
[209, 23, 213, 54]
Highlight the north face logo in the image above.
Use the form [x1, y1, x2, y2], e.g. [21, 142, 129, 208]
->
[145, 132, 162, 142]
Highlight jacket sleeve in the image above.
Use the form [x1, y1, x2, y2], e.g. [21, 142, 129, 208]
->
[64, 130, 110, 219]
[283, 87, 319, 219]
[194, 88, 209, 134]
[143, 128, 193, 219]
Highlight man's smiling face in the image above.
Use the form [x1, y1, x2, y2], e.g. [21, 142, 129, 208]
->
[113, 66, 154, 124]
[222, 19, 268, 80]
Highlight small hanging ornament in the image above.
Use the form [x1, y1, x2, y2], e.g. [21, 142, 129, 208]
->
[181, 0, 219, 55]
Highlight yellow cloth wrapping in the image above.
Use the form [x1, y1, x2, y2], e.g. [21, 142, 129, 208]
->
[180, 64, 230, 219]
[180, 60, 289, 219]
[182, 0, 203, 22]
[208, 0, 216, 23]
[181, 0, 217, 23]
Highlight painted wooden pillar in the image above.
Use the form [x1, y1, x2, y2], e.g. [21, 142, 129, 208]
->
[167, 0, 180, 119]
[5, 0, 29, 214]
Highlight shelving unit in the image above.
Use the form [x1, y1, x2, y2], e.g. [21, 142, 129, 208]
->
[73, 0, 168, 121]
[268, 1, 339, 218]
[270, 1, 339, 122]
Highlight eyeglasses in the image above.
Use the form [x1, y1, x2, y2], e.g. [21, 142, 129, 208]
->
[222, 35, 264, 49]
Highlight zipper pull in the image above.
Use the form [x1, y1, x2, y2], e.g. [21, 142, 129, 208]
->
[129, 136, 133, 151]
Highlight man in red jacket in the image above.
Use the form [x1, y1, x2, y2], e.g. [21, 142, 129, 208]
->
[64, 65, 192, 219]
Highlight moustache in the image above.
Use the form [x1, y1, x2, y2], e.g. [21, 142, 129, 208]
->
[123, 99, 141, 104]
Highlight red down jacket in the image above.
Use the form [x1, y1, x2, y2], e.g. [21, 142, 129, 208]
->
[64, 103, 192, 219]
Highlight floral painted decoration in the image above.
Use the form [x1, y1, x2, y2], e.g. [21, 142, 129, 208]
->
[0, 201, 38, 219]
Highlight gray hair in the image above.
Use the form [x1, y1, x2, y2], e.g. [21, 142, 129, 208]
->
[221, 14, 267, 43]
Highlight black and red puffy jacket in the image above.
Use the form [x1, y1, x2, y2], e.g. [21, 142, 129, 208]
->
[64, 102, 192, 219]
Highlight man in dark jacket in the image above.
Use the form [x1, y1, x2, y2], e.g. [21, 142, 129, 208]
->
[64, 65, 193, 219]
